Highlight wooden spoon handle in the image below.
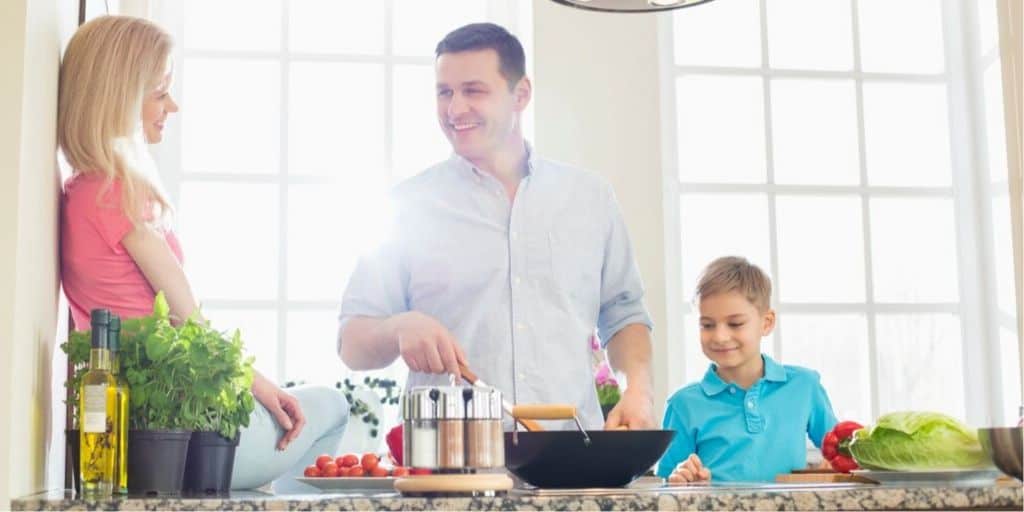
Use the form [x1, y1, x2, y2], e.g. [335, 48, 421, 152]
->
[511, 404, 578, 420]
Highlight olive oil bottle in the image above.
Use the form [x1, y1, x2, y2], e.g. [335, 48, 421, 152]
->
[108, 315, 129, 494]
[79, 309, 117, 498]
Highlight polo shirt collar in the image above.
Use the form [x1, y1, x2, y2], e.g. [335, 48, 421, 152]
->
[700, 354, 788, 396]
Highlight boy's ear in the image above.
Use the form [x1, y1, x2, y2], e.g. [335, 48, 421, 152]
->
[761, 309, 776, 336]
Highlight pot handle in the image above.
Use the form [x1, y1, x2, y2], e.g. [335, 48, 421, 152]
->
[511, 404, 578, 420]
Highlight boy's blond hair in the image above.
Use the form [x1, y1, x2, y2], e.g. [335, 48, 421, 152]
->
[695, 256, 772, 312]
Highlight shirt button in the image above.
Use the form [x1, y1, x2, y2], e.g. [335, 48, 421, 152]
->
[747, 401, 755, 409]
[518, 373, 526, 380]
[511, 231, 518, 240]
[513, 275, 521, 285]
[516, 323, 526, 330]
[729, 387, 736, 394]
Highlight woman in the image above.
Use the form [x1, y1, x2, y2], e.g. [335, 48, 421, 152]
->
[57, 15, 348, 493]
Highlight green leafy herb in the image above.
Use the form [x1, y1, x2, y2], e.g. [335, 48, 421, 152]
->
[62, 293, 256, 439]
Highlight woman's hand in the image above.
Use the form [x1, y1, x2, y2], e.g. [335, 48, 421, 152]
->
[251, 372, 306, 450]
[668, 454, 711, 483]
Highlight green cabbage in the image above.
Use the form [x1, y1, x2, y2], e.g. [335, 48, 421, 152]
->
[849, 411, 992, 471]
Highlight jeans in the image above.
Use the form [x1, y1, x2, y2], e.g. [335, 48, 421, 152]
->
[230, 385, 349, 493]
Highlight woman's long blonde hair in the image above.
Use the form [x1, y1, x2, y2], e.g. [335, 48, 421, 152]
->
[58, 15, 173, 225]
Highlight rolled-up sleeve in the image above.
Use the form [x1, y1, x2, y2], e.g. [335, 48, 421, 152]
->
[596, 183, 653, 346]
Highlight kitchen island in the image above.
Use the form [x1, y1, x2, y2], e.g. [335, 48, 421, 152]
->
[11, 479, 1023, 511]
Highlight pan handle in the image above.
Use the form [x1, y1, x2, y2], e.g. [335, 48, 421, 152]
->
[511, 404, 578, 420]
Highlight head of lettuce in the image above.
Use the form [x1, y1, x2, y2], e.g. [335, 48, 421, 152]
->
[849, 411, 993, 471]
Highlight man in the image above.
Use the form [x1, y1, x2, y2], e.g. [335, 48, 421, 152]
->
[338, 22, 654, 430]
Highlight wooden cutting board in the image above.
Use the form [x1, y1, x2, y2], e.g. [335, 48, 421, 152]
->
[775, 469, 877, 484]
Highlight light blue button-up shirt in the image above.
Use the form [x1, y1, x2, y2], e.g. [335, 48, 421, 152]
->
[339, 146, 653, 429]
[656, 355, 837, 482]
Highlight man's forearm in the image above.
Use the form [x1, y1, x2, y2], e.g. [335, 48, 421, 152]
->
[606, 323, 653, 394]
[338, 316, 401, 370]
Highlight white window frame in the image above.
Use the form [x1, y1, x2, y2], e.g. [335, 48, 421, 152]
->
[150, 0, 533, 384]
[659, 0, 1015, 426]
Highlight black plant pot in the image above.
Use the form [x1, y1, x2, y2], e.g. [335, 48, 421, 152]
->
[183, 431, 240, 494]
[127, 430, 192, 495]
[66, 429, 80, 494]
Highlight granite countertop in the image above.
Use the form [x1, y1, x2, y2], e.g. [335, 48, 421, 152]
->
[12, 480, 1023, 511]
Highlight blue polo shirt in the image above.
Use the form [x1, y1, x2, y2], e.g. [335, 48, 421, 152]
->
[656, 355, 837, 482]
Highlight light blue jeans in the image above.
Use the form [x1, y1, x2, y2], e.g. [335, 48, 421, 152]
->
[231, 385, 349, 494]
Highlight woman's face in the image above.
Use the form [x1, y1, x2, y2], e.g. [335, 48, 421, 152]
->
[141, 72, 178, 144]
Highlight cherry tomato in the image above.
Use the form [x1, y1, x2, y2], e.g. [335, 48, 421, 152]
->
[315, 454, 333, 470]
[370, 466, 389, 477]
[340, 454, 359, 468]
[303, 465, 320, 477]
[409, 467, 432, 475]
[391, 466, 409, 477]
[338, 466, 351, 477]
[321, 462, 338, 477]
[348, 465, 365, 477]
[361, 453, 380, 471]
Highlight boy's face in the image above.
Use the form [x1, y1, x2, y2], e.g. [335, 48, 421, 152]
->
[698, 291, 775, 373]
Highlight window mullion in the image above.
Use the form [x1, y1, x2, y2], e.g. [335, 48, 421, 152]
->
[849, 0, 881, 423]
[277, 0, 290, 384]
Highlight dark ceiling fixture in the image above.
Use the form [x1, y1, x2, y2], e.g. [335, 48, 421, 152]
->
[548, 0, 716, 13]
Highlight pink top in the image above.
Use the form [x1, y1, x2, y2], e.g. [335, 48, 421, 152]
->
[61, 173, 184, 330]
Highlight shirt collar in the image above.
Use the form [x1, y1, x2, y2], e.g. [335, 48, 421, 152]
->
[450, 140, 538, 179]
[699, 354, 788, 396]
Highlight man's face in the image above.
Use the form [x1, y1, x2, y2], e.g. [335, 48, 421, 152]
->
[435, 49, 529, 162]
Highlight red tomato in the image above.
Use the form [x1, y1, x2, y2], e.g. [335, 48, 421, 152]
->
[340, 454, 359, 468]
[315, 454, 333, 470]
[370, 466, 389, 477]
[303, 465, 320, 477]
[361, 453, 380, 471]
[392, 466, 409, 477]
[321, 463, 338, 477]
[409, 467, 432, 475]
[348, 465, 365, 477]
[338, 466, 351, 477]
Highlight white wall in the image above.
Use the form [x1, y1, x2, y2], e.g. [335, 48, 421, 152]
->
[532, 0, 673, 417]
[0, 0, 68, 505]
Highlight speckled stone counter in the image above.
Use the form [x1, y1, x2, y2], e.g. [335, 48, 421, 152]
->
[12, 480, 1023, 511]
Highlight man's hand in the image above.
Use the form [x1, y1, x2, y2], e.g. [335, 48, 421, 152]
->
[390, 311, 468, 379]
[252, 372, 307, 450]
[603, 385, 655, 430]
[668, 454, 711, 483]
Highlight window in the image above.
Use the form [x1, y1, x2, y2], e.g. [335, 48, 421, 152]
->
[151, 1, 533, 406]
[667, 0, 1018, 426]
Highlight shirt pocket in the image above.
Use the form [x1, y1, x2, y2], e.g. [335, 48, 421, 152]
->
[548, 218, 604, 303]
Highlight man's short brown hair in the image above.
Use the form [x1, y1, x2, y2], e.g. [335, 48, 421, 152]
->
[695, 256, 772, 312]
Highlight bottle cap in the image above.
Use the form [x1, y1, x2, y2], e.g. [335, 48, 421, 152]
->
[108, 315, 121, 352]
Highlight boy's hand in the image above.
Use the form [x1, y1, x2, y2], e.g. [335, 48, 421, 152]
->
[668, 454, 711, 483]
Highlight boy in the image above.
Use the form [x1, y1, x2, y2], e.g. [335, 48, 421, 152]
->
[657, 257, 837, 482]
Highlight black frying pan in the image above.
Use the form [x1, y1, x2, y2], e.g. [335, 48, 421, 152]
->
[459, 364, 674, 488]
[502, 404, 673, 488]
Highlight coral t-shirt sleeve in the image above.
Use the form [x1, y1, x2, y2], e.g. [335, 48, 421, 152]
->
[88, 180, 136, 253]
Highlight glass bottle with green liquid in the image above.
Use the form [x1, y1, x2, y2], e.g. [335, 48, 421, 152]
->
[78, 309, 116, 498]
[108, 315, 129, 494]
